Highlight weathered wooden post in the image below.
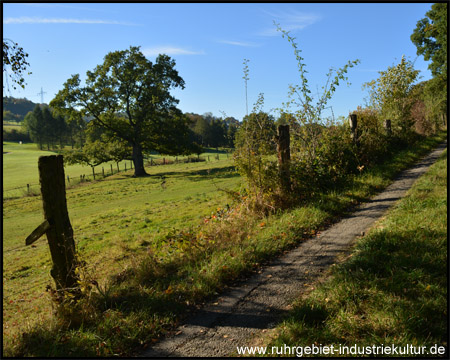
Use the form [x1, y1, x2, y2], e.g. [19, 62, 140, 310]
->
[384, 119, 392, 137]
[163, 157, 166, 165]
[117, 163, 119, 172]
[25, 155, 78, 293]
[80, 174, 83, 182]
[110, 163, 113, 175]
[277, 124, 291, 197]
[102, 167, 105, 177]
[92, 166, 95, 180]
[349, 114, 358, 145]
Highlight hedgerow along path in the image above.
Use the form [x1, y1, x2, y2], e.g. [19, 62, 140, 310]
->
[142, 139, 447, 357]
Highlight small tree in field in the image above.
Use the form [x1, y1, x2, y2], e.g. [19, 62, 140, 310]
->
[64, 140, 112, 179]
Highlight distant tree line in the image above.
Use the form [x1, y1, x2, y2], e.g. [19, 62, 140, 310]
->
[8, 101, 241, 153]
[22, 104, 87, 150]
[186, 112, 239, 148]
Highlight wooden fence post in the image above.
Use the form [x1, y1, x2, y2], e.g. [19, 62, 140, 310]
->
[80, 174, 83, 182]
[349, 114, 358, 145]
[277, 124, 291, 197]
[110, 163, 113, 175]
[34, 155, 78, 292]
[117, 163, 119, 172]
[92, 166, 95, 180]
[383, 119, 392, 137]
[102, 167, 105, 177]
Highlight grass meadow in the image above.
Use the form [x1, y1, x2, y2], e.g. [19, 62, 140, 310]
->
[2, 131, 447, 356]
[3, 141, 232, 198]
[3, 145, 240, 355]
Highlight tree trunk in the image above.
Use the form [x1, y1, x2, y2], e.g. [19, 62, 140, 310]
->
[132, 142, 147, 177]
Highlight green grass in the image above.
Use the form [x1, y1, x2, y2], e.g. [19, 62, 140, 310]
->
[2, 141, 232, 198]
[2, 131, 446, 356]
[3, 123, 23, 132]
[3, 152, 241, 356]
[265, 148, 447, 356]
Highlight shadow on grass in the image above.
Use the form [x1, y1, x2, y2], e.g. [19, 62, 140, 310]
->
[278, 227, 447, 346]
[153, 165, 238, 182]
[15, 287, 187, 357]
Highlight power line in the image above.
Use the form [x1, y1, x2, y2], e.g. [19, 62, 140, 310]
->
[37, 87, 47, 103]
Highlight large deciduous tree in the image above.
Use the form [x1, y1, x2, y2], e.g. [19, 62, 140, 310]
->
[411, 3, 447, 78]
[411, 3, 447, 121]
[51, 46, 194, 177]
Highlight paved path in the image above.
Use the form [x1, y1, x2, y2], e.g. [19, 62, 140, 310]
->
[142, 141, 447, 357]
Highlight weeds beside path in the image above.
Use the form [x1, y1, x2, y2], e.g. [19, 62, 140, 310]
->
[143, 140, 447, 357]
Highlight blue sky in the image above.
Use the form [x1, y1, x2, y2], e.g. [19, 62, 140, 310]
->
[3, 2, 434, 121]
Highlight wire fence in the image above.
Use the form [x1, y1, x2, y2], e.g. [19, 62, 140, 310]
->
[3, 153, 230, 200]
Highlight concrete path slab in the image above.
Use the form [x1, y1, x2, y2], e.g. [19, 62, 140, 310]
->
[142, 140, 447, 357]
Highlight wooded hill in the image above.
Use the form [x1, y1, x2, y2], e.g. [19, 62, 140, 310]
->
[3, 96, 38, 122]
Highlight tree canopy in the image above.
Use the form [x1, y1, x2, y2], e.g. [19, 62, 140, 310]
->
[410, 3, 447, 118]
[411, 3, 447, 78]
[51, 46, 198, 177]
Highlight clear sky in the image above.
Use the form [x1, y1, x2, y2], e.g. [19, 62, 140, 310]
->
[3, 2, 434, 121]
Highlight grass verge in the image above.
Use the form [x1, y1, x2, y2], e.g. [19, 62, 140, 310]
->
[264, 148, 447, 356]
[3, 131, 446, 356]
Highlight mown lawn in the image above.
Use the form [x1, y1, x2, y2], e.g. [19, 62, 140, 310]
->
[265, 148, 447, 357]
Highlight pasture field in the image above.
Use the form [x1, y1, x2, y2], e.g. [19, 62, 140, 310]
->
[3, 123, 24, 132]
[3, 149, 241, 354]
[2, 131, 446, 356]
[3, 141, 232, 198]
